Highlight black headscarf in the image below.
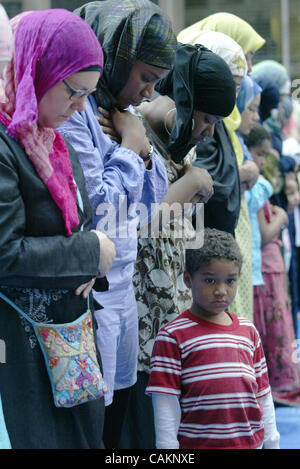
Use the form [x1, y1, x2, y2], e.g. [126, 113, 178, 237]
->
[155, 43, 236, 163]
[193, 121, 241, 235]
[255, 79, 280, 122]
[74, 0, 177, 110]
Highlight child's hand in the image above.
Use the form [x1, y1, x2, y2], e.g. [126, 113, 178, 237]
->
[269, 148, 280, 160]
[239, 160, 260, 190]
[91, 230, 116, 277]
[75, 278, 96, 299]
[271, 205, 289, 227]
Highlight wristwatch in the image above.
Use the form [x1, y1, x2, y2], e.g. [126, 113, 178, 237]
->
[141, 144, 154, 161]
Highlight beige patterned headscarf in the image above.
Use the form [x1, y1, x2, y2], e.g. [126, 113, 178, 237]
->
[188, 30, 248, 78]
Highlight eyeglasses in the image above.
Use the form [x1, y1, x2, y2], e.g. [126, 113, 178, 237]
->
[63, 79, 97, 101]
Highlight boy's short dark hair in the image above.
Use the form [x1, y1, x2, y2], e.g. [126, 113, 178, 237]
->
[185, 228, 243, 276]
[243, 123, 271, 149]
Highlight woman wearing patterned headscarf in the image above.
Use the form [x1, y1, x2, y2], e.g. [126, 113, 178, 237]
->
[59, 0, 177, 449]
[74, 0, 177, 110]
[188, 29, 248, 87]
[120, 42, 235, 449]
[0, 9, 117, 449]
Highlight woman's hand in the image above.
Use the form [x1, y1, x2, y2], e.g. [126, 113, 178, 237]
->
[91, 230, 116, 277]
[75, 278, 96, 299]
[163, 166, 214, 206]
[169, 160, 186, 178]
[97, 107, 149, 160]
[270, 148, 280, 161]
[239, 160, 260, 192]
[110, 108, 146, 155]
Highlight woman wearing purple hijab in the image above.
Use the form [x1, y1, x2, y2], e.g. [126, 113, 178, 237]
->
[0, 9, 116, 449]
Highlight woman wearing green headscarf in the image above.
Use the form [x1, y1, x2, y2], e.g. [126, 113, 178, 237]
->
[59, 0, 177, 450]
[252, 60, 291, 96]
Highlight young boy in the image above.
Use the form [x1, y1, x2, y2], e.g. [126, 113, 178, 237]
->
[146, 228, 280, 449]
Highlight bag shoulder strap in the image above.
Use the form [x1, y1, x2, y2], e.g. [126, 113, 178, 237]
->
[0, 291, 36, 326]
[0, 291, 90, 327]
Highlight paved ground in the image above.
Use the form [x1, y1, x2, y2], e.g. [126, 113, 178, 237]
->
[275, 406, 300, 449]
[275, 319, 300, 449]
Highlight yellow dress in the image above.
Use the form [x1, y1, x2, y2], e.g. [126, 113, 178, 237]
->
[224, 108, 253, 321]
[229, 196, 253, 321]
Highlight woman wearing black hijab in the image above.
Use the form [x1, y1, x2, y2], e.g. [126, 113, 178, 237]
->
[139, 43, 240, 235]
[144, 43, 236, 160]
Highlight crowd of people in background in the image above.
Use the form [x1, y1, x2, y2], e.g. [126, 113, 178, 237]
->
[0, 0, 300, 450]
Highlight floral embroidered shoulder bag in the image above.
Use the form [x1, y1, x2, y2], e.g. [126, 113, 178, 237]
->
[0, 291, 107, 408]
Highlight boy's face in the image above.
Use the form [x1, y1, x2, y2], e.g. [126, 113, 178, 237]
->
[285, 179, 300, 212]
[250, 138, 272, 172]
[184, 258, 240, 322]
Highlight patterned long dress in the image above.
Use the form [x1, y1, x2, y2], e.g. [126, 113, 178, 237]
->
[254, 200, 300, 406]
[133, 152, 194, 373]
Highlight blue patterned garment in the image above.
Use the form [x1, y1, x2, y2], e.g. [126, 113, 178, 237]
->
[245, 178, 274, 285]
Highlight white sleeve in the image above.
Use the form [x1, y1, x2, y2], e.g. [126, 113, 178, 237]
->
[258, 393, 280, 449]
[152, 393, 181, 449]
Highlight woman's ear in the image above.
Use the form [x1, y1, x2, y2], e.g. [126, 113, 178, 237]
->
[183, 270, 192, 289]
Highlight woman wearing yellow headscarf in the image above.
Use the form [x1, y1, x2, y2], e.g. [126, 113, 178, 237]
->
[178, 12, 265, 72]
[179, 13, 266, 322]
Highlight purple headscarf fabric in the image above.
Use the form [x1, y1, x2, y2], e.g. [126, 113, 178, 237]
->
[0, 9, 103, 236]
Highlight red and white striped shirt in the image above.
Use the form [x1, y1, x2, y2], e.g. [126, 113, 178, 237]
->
[146, 310, 271, 449]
